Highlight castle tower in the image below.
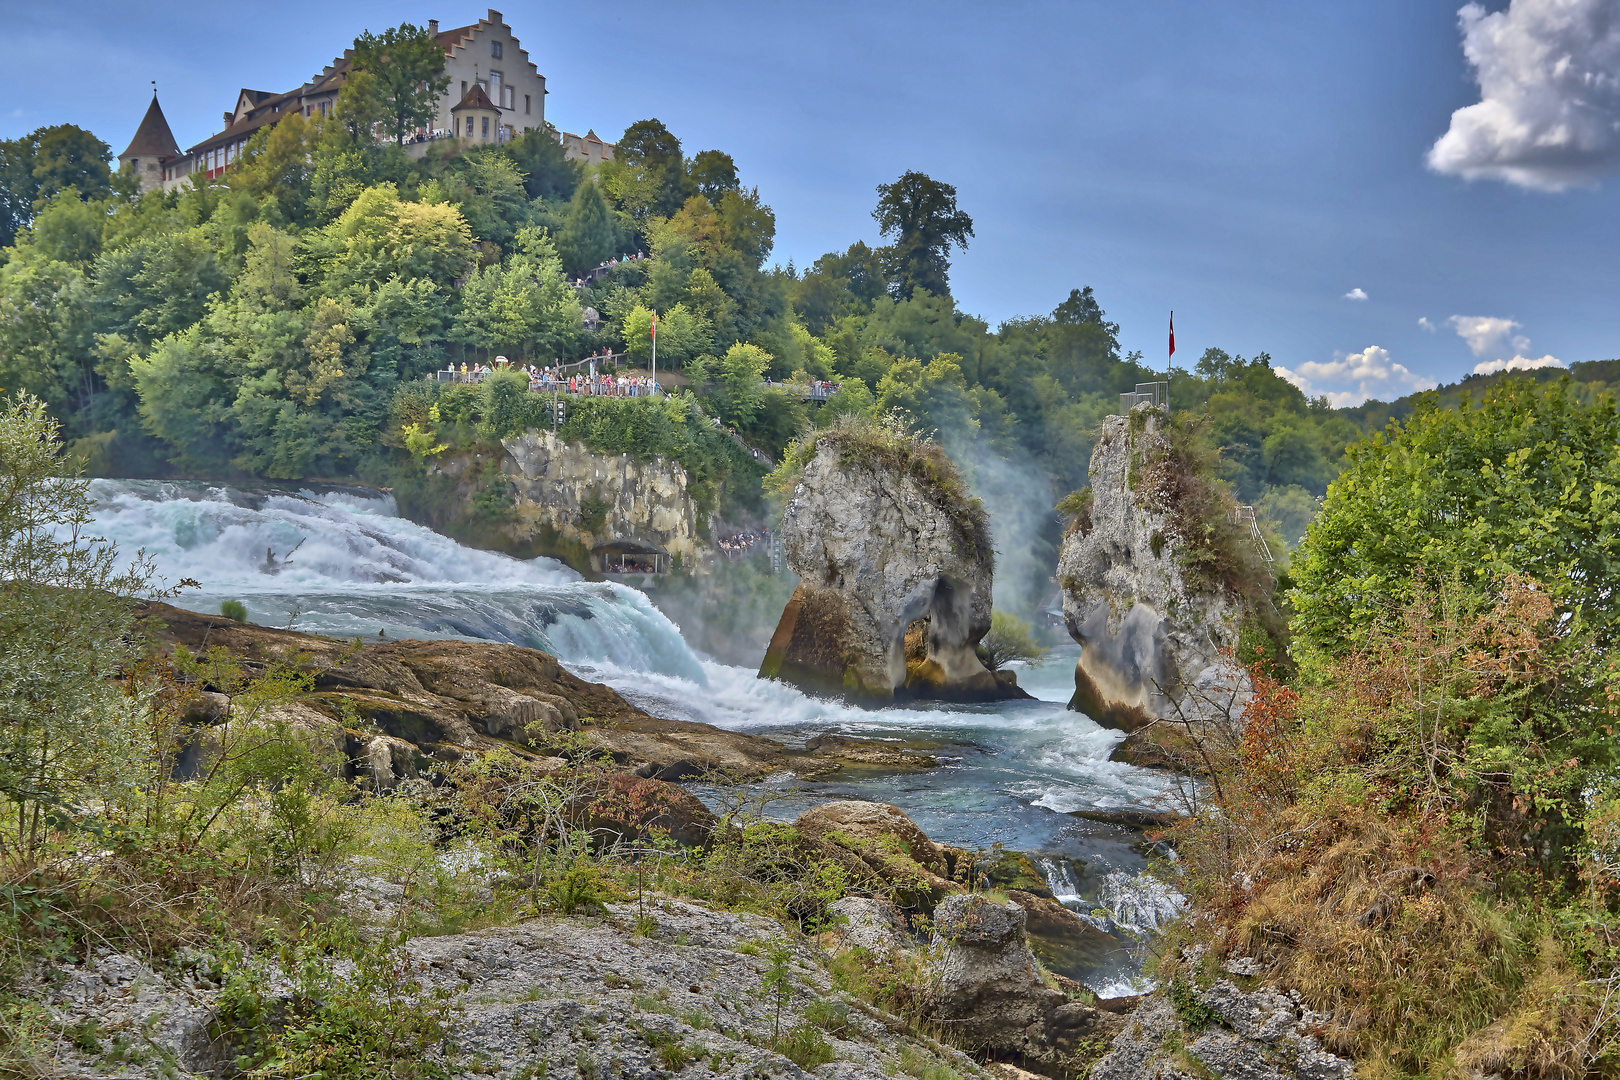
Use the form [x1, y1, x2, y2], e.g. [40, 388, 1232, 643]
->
[450, 81, 503, 146]
[119, 91, 181, 195]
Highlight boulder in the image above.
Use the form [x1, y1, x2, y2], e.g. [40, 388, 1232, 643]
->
[824, 896, 912, 953]
[1090, 978, 1354, 1080]
[760, 424, 1027, 703]
[1056, 407, 1253, 733]
[794, 800, 958, 900]
[927, 895, 1123, 1066]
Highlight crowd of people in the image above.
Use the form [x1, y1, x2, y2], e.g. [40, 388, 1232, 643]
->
[570, 251, 646, 288]
[436, 357, 660, 397]
[717, 529, 772, 558]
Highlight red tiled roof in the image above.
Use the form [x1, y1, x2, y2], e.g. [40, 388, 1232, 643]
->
[453, 82, 498, 111]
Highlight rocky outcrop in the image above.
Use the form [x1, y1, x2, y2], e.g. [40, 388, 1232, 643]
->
[1090, 974, 1354, 1080]
[760, 426, 1025, 703]
[927, 894, 1125, 1071]
[138, 602, 937, 786]
[23, 901, 985, 1080]
[1056, 407, 1252, 733]
[500, 429, 704, 571]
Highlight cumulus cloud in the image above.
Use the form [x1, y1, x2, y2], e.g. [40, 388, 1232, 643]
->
[1343, 287, 1369, 301]
[1427, 0, 1620, 191]
[1418, 316, 1438, 331]
[1276, 346, 1439, 407]
[1473, 353, 1566, 374]
[1448, 314, 1522, 356]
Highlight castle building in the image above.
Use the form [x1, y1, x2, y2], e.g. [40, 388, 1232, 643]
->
[123, 9, 613, 194]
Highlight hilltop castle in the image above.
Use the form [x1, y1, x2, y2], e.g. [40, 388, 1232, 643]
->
[119, 9, 615, 194]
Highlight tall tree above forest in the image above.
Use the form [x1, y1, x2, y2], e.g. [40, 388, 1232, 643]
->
[349, 24, 451, 146]
[872, 171, 973, 300]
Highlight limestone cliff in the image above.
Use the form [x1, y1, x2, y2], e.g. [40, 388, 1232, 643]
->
[501, 430, 703, 571]
[760, 422, 1025, 703]
[1056, 406, 1253, 732]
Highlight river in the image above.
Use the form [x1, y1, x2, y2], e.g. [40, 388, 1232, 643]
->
[83, 478, 1183, 996]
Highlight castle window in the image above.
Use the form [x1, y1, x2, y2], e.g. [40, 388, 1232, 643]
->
[491, 40, 502, 59]
[502, 86, 513, 109]
[481, 116, 490, 138]
[461, 80, 468, 97]
[466, 117, 474, 137]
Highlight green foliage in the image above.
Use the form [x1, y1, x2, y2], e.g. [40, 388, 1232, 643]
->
[220, 599, 249, 623]
[0, 124, 117, 248]
[350, 24, 452, 147]
[0, 395, 164, 860]
[774, 1024, 834, 1069]
[217, 919, 455, 1080]
[977, 611, 1048, 671]
[1168, 978, 1218, 1029]
[1291, 378, 1620, 663]
[872, 171, 974, 300]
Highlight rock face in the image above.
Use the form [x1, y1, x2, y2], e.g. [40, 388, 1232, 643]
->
[760, 429, 1024, 703]
[501, 429, 703, 571]
[1090, 977, 1355, 1080]
[24, 901, 984, 1080]
[139, 602, 936, 786]
[1056, 407, 1251, 732]
[927, 894, 1125, 1071]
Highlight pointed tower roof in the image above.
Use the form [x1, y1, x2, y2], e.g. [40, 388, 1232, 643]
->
[452, 82, 498, 112]
[121, 94, 180, 160]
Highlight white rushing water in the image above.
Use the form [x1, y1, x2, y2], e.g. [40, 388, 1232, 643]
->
[82, 479, 1184, 994]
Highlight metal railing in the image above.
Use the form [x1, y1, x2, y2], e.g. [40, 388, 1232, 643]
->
[1230, 505, 1274, 564]
[1119, 381, 1170, 413]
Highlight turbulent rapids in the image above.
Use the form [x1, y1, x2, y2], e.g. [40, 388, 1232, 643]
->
[84, 478, 1182, 995]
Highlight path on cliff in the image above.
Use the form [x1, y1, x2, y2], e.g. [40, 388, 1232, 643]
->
[79, 478, 1183, 996]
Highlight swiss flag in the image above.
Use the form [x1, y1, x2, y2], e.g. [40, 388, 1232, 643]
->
[1169, 311, 1176, 360]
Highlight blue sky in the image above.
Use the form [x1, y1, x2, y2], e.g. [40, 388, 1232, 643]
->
[5, 0, 1618, 404]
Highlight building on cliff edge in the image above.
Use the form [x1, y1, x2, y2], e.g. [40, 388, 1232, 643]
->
[118, 9, 616, 195]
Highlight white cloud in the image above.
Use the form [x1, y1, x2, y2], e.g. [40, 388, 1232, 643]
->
[1343, 287, 1369, 301]
[1418, 317, 1438, 331]
[1448, 314, 1522, 356]
[1427, 0, 1620, 191]
[1473, 353, 1566, 374]
[1276, 346, 1439, 407]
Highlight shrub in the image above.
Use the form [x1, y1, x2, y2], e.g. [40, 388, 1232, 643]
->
[774, 1024, 834, 1069]
[220, 599, 248, 623]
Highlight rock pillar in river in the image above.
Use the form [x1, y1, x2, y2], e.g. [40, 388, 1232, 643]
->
[1055, 406, 1252, 731]
[759, 421, 1025, 703]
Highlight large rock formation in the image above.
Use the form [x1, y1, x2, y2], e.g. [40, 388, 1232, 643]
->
[138, 602, 936, 787]
[1056, 406, 1253, 733]
[760, 425, 1025, 703]
[500, 429, 704, 570]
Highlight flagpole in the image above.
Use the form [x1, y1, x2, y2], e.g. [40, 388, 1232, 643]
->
[651, 311, 657, 396]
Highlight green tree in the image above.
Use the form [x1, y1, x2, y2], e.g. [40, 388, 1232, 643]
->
[507, 127, 582, 202]
[350, 23, 452, 146]
[30, 125, 117, 207]
[690, 149, 739, 200]
[978, 611, 1048, 671]
[557, 181, 618, 273]
[1290, 378, 1620, 663]
[622, 303, 710, 371]
[0, 248, 95, 424]
[711, 342, 772, 426]
[872, 171, 973, 299]
[452, 227, 580, 360]
[0, 395, 160, 860]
